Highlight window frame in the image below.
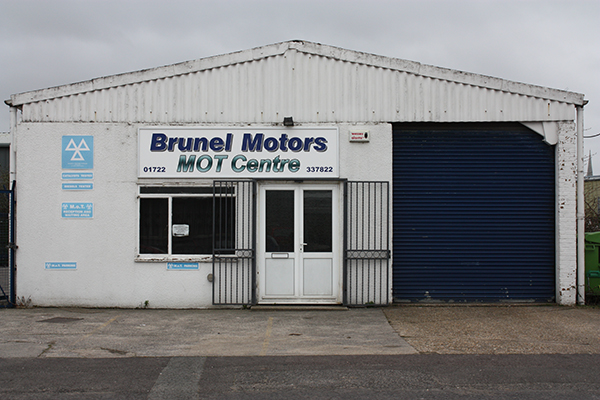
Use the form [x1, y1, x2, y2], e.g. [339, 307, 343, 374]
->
[136, 185, 225, 262]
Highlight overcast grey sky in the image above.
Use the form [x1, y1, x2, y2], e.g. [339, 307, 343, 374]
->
[1, 0, 599, 163]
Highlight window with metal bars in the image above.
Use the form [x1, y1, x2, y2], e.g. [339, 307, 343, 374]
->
[138, 186, 234, 256]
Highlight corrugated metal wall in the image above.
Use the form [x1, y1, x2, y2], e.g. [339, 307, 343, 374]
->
[20, 49, 575, 124]
[393, 123, 555, 302]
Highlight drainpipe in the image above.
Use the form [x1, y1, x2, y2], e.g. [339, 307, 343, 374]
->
[577, 103, 586, 305]
[9, 103, 17, 185]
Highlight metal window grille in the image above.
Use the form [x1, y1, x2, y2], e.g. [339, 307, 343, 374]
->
[344, 181, 390, 306]
[212, 181, 256, 305]
[0, 182, 15, 308]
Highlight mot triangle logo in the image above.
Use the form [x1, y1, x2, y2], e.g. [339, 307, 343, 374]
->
[62, 136, 93, 169]
[65, 138, 90, 161]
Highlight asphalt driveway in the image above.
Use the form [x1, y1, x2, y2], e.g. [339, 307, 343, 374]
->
[1, 305, 599, 358]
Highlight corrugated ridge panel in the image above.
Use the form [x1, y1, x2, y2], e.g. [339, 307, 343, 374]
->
[392, 123, 555, 302]
[20, 50, 575, 124]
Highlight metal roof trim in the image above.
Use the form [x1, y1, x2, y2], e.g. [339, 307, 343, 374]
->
[8, 41, 291, 106]
[8, 40, 585, 108]
[291, 41, 585, 106]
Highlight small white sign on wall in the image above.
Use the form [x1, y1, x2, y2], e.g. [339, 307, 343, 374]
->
[349, 130, 369, 142]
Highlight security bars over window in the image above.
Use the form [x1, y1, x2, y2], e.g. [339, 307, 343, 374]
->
[212, 181, 256, 305]
[139, 186, 234, 256]
[344, 181, 390, 306]
[0, 184, 15, 308]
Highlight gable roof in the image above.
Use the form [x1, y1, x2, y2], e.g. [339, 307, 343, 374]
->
[6, 40, 585, 124]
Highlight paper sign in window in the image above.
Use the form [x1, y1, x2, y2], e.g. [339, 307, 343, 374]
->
[172, 224, 190, 237]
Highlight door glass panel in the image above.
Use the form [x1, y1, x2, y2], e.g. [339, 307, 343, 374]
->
[303, 190, 332, 252]
[266, 190, 294, 252]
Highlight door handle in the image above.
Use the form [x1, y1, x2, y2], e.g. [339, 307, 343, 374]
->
[301, 243, 308, 251]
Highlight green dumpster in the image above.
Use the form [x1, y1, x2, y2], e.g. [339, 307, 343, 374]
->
[585, 232, 600, 296]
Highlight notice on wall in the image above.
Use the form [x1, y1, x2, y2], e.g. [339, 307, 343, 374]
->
[62, 202, 93, 218]
[62, 172, 94, 180]
[138, 127, 339, 179]
[167, 262, 199, 271]
[62, 137, 94, 191]
[62, 136, 94, 169]
[45, 262, 77, 270]
[62, 183, 94, 190]
[349, 130, 369, 142]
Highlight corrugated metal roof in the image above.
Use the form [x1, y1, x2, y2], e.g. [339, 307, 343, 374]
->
[7, 40, 585, 124]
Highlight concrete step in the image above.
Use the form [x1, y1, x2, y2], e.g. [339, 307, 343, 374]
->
[250, 305, 348, 311]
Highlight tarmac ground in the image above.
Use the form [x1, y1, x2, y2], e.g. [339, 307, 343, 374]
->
[1, 304, 599, 358]
[384, 305, 600, 354]
[2, 305, 600, 399]
[2, 354, 599, 400]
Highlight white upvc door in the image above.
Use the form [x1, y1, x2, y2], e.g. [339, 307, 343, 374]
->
[257, 183, 341, 304]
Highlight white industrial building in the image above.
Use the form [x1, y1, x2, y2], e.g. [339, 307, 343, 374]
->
[3, 40, 587, 308]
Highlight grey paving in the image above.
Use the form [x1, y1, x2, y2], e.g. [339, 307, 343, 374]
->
[2, 305, 600, 359]
[0, 307, 417, 358]
[2, 305, 600, 398]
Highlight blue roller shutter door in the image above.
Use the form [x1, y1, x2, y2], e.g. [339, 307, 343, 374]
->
[393, 124, 555, 302]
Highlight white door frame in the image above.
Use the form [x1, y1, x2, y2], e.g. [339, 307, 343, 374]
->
[257, 182, 342, 304]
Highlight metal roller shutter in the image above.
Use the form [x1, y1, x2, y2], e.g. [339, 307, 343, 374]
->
[393, 124, 555, 302]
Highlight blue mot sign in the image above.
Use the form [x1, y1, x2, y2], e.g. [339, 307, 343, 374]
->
[138, 127, 339, 179]
[62, 136, 94, 169]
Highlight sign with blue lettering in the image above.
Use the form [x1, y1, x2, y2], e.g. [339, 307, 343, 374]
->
[62, 202, 93, 218]
[62, 183, 94, 190]
[62, 172, 94, 180]
[45, 262, 77, 270]
[167, 262, 199, 270]
[138, 127, 339, 179]
[62, 136, 93, 169]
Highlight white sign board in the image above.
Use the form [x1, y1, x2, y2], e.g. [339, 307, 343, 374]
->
[172, 224, 190, 237]
[349, 130, 369, 142]
[138, 127, 339, 179]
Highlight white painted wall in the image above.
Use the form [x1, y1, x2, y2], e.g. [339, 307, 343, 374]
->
[15, 123, 213, 307]
[338, 124, 393, 182]
[12, 120, 577, 306]
[14, 122, 391, 308]
[556, 121, 578, 305]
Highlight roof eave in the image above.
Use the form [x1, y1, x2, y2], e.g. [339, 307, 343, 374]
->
[8, 40, 586, 108]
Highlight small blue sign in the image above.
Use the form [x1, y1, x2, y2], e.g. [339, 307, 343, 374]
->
[62, 183, 94, 190]
[62, 202, 93, 218]
[167, 262, 199, 271]
[45, 262, 77, 270]
[62, 136, 93, 169]
[62, 172, 94, 180]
